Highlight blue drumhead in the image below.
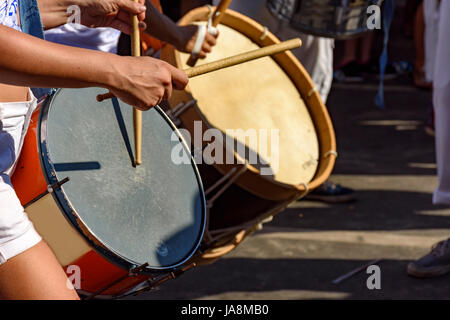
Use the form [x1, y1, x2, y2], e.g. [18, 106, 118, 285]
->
[40, 88, 206, 271]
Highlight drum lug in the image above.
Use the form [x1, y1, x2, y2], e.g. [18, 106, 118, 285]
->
[84, 262, 150, 300]
[205, 163, 249, 209]
[165, 99, 196, 126]
[113, 263, 198, 299]
[24, 176, 70, 208]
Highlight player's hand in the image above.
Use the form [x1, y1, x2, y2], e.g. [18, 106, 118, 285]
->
[78, 0, 147, 34]
[107, 56, 188, 111]
[175, 25, 219, 59]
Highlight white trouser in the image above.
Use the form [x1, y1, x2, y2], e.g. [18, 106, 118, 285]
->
[423, 0, 440, 82]
[214, 0, 334, 102]
[0, 92, 42, 264]
[432, 0, 450, 205]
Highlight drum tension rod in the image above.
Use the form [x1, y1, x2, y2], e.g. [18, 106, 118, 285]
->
[24, 177, 70, 209]
[84, 262, 150, 300]
[116, 263, 198, 299]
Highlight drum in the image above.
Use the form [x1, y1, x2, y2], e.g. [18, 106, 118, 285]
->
[161, 7, 336, 264]
[11, 88, 206, 298]
[267, 0, 384, 39]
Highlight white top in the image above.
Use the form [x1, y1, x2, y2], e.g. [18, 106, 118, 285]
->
[0, 0, 21, 31]
[44, 23, 120, 53]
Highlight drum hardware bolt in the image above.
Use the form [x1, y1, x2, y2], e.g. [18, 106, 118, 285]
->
[166, 100, 196, 125]
[117, 263, 198, 298]
[260, 26, 269, 40]
[324, 150, 338, 159]
[296, 182, 310, 201]
[307, 87, 318, 98]
[174, 99, 196, 118]
[24, 177, 70, 209]
[205, 163, 248, 209]
[84, 262, 150, 300]
[129, 262, 150, 276]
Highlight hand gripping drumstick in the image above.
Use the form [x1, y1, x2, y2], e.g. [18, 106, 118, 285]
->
[132, 0, 143, 165]
[186, 0, 233, 67]
[97, 38, 302, 102]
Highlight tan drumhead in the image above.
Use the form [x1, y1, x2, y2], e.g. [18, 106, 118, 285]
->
[179, 23, 319, 185]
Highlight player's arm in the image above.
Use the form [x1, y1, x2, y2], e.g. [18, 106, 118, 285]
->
[37, 0, 146, 33]
[0, 25, 188, 110]
[143, 0, 218, 58]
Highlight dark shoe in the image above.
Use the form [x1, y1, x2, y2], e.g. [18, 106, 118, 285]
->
[407, 239, 450, 278]
[360, 59, 411, 80]
[304, 181, 356, 203]
[424, 103, 435, 137]
[333, 61, 364, 83]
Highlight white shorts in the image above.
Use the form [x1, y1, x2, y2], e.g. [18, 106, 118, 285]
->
[0, 92, 42, 265]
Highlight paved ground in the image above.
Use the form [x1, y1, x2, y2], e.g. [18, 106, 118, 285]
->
[135, 2, 450, 300]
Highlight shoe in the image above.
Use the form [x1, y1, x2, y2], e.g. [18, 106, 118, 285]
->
[360, 59, 411, 80]
[333, 61, 364, 83]
[304, 181, 356, 203]
[413, 66, 433, 90]
[407, 238, 450, 278]
[425, 104, 435, 137]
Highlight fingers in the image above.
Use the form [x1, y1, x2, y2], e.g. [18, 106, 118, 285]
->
[109, 19, 132, 35]
[205, 32, 217, 47]
[113, 8, 145, 34]
[117, 0, 147, 17]
[165, 63, 189, 90]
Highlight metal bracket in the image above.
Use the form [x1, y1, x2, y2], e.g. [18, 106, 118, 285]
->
[165, 99, 196, 126]
[84, 262, 149, 300]
[24, 176, 70, 208]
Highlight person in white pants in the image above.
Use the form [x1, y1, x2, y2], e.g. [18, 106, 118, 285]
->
[407, 0, 450, 278]
[213, 0, 355, 203]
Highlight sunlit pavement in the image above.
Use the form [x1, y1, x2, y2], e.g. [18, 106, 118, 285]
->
[134, 1, 450, 300]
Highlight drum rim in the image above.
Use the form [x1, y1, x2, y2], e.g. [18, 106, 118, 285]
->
[37, 89, 207, 274]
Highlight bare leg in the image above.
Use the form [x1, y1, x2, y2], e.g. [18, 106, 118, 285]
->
[337, 38, 358, 68]
[358, 32, 375, 65]
[413, 1, 431, 88]
[0, 241, 79, 300]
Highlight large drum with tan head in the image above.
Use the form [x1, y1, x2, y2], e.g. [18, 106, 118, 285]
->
[161, 7, 336, 264]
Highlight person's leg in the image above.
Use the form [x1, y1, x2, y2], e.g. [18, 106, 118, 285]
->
[0, 241, 79, 300]
[357, 32, 375, 66]
[337, 38, 358, 68]
[408, 0, 450, 278]
[413, 1, 432, 88]
[0, 173, 79, 300]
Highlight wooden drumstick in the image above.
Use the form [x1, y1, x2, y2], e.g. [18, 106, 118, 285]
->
[131, 0, 143, 166]
[186, 0, 232, 67]
[96, 38, 302, 102]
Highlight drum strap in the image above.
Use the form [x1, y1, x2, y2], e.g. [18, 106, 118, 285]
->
[374, 0, 395, 109]
[18, 0, 55, 100]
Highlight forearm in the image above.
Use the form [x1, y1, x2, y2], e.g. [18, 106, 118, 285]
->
[37, 0, 81, 29]
[143, 1, 182, 48]
[0, 25, 116, 89]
